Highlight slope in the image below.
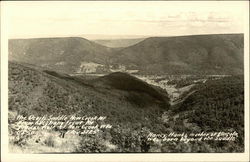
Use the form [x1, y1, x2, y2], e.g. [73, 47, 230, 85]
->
[169, 75, 244, 152]
[9, 37, 115, 73]
[92, 72, 169, 107]
[9, 61, 170, 126]
[111, 34, 244, 75]
[9, 34, 244, 75]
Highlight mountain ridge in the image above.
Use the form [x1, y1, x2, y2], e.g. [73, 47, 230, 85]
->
[111, 33, 243, 75]
[9, 33, 244, 75]
[9, 61, 170, 126]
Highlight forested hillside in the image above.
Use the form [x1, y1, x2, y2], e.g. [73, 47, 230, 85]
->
[170, 76, 244, 152]
[9, 61, 170, 152]
[9, 37, 114, 73]
[8, 62, 244, 153]
[9, 61, 169, 124]
[111, 34, 243, 74]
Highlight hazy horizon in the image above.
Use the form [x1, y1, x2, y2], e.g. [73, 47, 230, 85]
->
[8, 32, 244, 41]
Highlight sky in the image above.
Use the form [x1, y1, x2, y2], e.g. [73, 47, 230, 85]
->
[3, 1, 248, 39]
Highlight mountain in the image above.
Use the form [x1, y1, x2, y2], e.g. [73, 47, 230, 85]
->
[9, 61, 172, 152]
[8, 33, 245, 153]
[8, 61, 244, 153]
[169, 75, 244, 152]
[9, 37, 115, 73]
[93, 38, 145, 48]
[92, 72, 169, 107]
[9, 34, 244, 75]
[111, 34, 244, 75]
[9, 61, 169, 123]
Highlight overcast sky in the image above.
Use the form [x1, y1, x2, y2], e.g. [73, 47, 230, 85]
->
[4, 1, 248, 39]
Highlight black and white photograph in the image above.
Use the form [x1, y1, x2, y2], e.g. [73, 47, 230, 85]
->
[1, 1, 249, 161]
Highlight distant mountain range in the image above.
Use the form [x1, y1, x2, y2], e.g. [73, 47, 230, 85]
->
[9, 34, 244, 75]
[93, 38, 145, 48]
[111, 34, 244, 75]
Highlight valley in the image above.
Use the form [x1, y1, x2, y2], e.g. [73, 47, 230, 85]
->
[72, 72, 227, 105]
[8, 33, 244, 153]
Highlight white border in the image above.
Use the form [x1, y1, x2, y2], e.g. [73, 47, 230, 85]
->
[1, 1, 249, 162]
